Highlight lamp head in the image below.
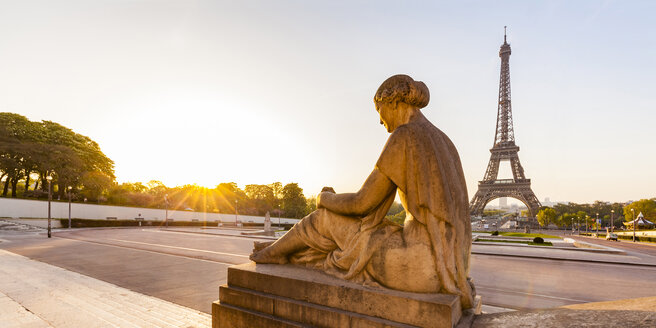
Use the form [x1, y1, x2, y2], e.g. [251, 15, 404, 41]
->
[46, 176, 53, 181]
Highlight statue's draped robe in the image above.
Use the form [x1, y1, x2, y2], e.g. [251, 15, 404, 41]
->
[290, 116, 473, 309]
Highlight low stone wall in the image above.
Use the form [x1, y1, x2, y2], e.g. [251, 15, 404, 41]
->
[0, 198, 299, 225]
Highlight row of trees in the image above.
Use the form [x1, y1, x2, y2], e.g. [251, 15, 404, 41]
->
[0, 113, 318, 219]
[98, 181, 314, 218]
[0, 113, 115, 200]
[536, 199, 656, 229]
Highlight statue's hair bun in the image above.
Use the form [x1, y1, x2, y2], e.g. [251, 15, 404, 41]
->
[374, 74, 430, 109]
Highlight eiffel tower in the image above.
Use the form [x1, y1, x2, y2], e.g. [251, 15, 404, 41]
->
[470, 27, 541, 218]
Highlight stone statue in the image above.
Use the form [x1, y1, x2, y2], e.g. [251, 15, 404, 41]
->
[264, 211, 272, 232]
[250, 74, 474, 309]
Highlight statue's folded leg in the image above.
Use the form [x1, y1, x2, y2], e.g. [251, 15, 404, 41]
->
[251, 209, 360, 264]
[291, 208, 361, 253]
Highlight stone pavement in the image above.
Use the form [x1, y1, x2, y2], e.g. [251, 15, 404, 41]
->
[471, 243, 656, 266]
[0, 249, 210, 328]
[473, 296, 656, 327]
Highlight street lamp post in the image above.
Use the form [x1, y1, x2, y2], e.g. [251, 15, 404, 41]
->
[611, 209, 615, 232]
[278, 204, 281, 229]
[596, 212, 599, 236]
[46, 176, 53, 238]
[165, 194, 169, 227]
[585, 215, 589, 234]
[235, 200, 239, 227]
[571, 218, 574, 235]
[631, 208, 636, 242]
[67, 186, 72, 229]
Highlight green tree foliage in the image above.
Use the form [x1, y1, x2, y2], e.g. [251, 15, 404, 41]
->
[386, 202, 404, 216]
[552, 201, 624, 228]
[385, 209, 406, 226]
[244, 184, 275, 214]
[624, 199, 656, 222]
[282, 183, 307, 219]
[305, 196, 317, 215]
[536, 207, 557, 227]
[0, 113, 115, 199]
[482, 209, 505, 217]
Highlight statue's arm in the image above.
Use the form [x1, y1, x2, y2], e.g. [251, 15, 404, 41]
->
[317, 168, 395, 217]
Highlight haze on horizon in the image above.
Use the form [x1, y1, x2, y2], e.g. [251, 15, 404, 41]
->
[1, 1, 654, 205]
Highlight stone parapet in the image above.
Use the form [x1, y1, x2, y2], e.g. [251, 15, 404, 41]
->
[213, 262, 467, 327]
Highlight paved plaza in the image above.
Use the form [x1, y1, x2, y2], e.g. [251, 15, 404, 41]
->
[0, 248, 210, 328]
[1, 222, 656, 326]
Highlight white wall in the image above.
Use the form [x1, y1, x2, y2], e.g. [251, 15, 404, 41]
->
[0, 198, 299, 224]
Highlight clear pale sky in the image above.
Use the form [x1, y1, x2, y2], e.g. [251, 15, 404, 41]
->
[1, 1, 654, 204]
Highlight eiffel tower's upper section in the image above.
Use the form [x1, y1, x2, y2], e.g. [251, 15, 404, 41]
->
[493, 26, 515, 148]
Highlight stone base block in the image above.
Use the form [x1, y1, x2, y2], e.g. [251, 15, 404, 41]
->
[213, 262, 466, 328]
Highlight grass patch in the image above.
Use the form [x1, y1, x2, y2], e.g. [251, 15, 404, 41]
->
[477, 239, 552, 246]
[499, 232, 561, 239]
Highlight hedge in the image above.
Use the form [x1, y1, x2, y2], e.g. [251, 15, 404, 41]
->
[59, 219, 294, 230]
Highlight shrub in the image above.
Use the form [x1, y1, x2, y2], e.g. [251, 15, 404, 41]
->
[491, 231, 499, 236]
[533, 237, 544, 244]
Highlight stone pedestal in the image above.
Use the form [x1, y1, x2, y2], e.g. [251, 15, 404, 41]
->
[213, 263, 470, 328]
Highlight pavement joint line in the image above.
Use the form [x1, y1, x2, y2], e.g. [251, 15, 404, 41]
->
[476, 286, 591, 303]
[473, 241, 626, 254]
[0, 290, 54, 327]
[104, 237, 250, 258]
[0, 249, 211, 327]
[156, 228, 279, 240]
[471, 251, 656, 268]
[52, 234, 243, 266]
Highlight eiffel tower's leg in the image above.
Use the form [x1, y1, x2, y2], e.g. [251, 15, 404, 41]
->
[470, 187, 495, 216]
[509, 156, 526, 180]
[483, 155, 501, 181]
[519, 188, 541, 217]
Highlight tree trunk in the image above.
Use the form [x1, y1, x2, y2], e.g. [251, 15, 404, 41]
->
[0, 173, 6, 196]
[11, 178, 18, 198]
[34, 179, 39, 191]
[40, 173, 47, 192]
[1, 176, 8, 197]
[24, 172, 31, 193]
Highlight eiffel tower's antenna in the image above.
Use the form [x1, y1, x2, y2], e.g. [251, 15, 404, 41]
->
[504, 26, 507, 43]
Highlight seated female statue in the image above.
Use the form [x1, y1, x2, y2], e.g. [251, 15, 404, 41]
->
[250, 74, 474, 309]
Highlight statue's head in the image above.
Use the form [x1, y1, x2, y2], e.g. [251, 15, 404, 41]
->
[373, 74, 429, 132]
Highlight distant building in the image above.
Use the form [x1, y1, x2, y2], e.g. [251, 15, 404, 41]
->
[499, 197, 508, 208]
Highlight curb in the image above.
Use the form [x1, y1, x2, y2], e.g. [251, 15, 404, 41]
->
[162, 228, 280, 240]
[574, 234, 656, 248]
[471, 250, 656, 268]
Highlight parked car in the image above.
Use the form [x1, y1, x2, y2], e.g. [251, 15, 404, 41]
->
[606, 233, 618, 241]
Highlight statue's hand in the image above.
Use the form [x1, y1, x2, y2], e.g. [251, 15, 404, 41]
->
[317, 188, 335, 209]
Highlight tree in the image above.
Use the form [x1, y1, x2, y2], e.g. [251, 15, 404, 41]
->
[386, 202, 404, 216]
[244, 184, 275, 215]
[0, 113, 115, 199]
[386, 210, 406, 226]
[624, 199, 656, 222]
[536, 208, 557, 228]
[305, 196, 317, 215]
[215, 182, 246, 214]
[80, 171, 113, 201]
[282, 183, 306, 219]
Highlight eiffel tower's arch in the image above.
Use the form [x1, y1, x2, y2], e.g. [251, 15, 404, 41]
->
[470, 189, 541, 218]
[470, 27, 541, 218]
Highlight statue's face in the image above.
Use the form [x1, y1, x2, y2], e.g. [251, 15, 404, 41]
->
[375, 101, 396, 133]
